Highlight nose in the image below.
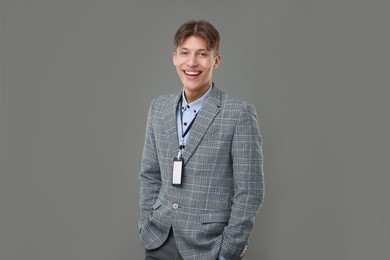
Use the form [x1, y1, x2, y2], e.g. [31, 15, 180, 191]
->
[186, 54, 198, 67]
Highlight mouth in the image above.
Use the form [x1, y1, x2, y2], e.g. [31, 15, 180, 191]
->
[183, 70, 202, 78]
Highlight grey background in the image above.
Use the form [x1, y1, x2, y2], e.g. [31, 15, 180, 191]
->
[1, 0, 389, 259]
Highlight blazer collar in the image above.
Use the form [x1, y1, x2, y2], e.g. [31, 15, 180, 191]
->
[164, 86, 222, 165]
[164, 91, 182, 159]
[182, 86, 221, 165]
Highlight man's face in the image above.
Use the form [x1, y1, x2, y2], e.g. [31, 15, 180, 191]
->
[173, 36, 221, 99]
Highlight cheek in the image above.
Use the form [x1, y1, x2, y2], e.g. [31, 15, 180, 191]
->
[206, 60, 216, 70]
[173, 56, 181, 67]
[204, 65, 214, 74]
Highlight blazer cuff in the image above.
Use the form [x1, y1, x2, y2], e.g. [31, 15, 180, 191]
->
[220, 243, 248, 260]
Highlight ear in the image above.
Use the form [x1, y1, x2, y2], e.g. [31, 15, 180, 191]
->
[213, 54, 222, 68]
[173, 51, 177, 66]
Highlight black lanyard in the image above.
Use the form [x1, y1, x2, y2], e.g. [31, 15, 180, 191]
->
[177, 97, 198, 157]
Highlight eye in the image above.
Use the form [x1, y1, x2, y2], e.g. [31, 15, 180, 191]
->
[179, 51, 188, 56]
[198, 52, 208, 57]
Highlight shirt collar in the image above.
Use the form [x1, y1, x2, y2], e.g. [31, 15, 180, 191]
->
[181, 84, 213, 112]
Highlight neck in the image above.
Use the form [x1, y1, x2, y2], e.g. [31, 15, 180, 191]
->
[184, 85, 211, 104]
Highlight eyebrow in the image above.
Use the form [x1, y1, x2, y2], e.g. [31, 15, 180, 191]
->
[178, 47, 209, 52]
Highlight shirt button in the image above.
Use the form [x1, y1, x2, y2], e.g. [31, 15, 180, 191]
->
[172, 203, 179, 209]
[184, 122, 187, 126]
[187, 105, 190, 108]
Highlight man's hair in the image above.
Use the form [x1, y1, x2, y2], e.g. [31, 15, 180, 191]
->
[174, 20, 220, 54]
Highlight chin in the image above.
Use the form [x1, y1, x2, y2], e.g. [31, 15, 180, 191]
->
[184, 84, 202, 91]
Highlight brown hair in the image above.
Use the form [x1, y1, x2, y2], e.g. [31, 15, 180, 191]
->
[174, 20, 220, 54]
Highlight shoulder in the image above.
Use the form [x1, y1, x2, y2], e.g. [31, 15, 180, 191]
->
[153, 92, 178, 103]
[217, 89, 257, 115]
[148, 91, 180, 111]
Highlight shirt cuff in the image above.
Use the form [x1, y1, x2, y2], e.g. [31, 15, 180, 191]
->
[218, 255, 227, 260]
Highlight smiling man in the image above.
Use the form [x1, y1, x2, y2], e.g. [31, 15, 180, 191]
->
[139, 20, 264, 260]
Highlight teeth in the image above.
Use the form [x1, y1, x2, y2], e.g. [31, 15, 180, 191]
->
[185, 71, 200, 76]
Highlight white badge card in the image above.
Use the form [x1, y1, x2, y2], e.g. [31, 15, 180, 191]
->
[172, 158, 183, 186]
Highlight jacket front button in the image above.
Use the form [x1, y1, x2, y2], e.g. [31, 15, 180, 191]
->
[172, 203, 179, 209]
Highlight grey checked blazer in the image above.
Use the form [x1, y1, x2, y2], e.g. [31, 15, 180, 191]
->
[139, 86, 264, 260]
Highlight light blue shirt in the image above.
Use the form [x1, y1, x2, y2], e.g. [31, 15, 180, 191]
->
[176, 85, 213, 144]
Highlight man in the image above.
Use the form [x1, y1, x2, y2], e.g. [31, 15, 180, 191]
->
[139, 20, 264, 260]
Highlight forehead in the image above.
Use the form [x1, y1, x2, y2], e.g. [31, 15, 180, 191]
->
[177, 35, 208, 50]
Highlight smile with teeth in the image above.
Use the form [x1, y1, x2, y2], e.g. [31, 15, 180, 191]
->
[184, 70, 201, 76]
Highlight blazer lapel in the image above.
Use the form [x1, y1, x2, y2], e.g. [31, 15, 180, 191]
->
[182, 87, 221, 165]
[164, 91, 182, 159]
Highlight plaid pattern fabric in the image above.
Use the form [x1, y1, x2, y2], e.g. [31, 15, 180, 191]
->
[139, 86, 264, 259]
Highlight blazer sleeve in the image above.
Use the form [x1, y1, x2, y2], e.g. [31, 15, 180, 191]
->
[139, 98, 161, 231]
[220, 103, 264, 259]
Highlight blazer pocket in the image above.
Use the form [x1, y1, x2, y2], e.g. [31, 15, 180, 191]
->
[152, 199, 162, 210]
[150, 199, 162, 220]
[200, 212, 230, 224]
[200, 212, 230, 236]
